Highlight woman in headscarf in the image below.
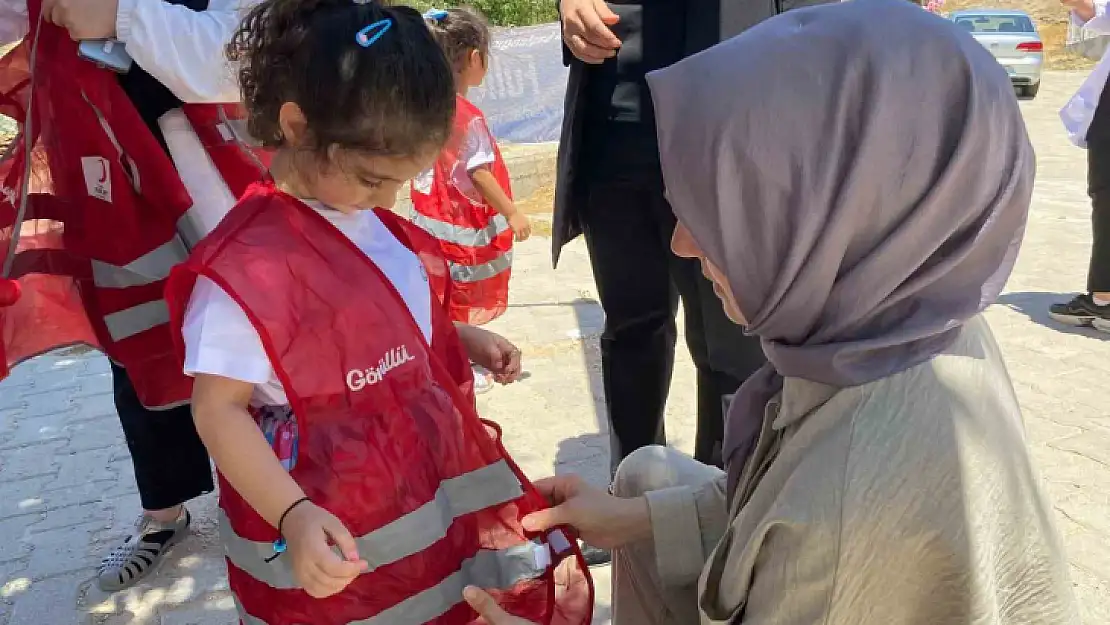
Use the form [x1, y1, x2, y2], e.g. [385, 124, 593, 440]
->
[461, 0, 1079, 623]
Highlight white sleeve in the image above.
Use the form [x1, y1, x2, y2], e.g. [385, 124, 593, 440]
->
[0, 0, 27, 48]
[181, 275, 274, 385]
[1078, 0, 1110, 35]
[115, 0, 259, 103]
[461, 116, 497, 172]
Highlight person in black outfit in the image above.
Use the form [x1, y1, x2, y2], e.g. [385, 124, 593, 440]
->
[1051, 0, 1110, 330]
[41, 0, 247, 591]
[552, 0, 832, 566]
[553, 0, 779, 477]
[554, 2, 840, 474]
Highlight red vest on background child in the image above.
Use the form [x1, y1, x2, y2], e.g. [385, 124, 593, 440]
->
[0, 1, 268, 409]
[411, 94, 513, 326]
[165, 184, 593, 625]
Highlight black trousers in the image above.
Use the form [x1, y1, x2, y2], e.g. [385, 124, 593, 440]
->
[580, 160, 766, 473]
[112, 362, 214, 511]
[1084, 78, 1110, 294]
[1087, 139, 1110, 294]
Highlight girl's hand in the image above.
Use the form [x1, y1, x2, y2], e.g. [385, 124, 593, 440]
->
[464, 587, 538, 625]
[282, 501, 368, 598]
[508, 211, 532, 242]
[455, 324, 522, 384]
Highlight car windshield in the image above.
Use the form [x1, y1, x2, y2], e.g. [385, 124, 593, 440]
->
[954, 14, 1035, 33]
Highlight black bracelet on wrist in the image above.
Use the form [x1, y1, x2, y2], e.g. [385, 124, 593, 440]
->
[265, 497, 311, 563]
[278, 497, 311, 536]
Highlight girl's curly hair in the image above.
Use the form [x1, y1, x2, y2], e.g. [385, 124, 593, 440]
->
[227, 0, 456, 159]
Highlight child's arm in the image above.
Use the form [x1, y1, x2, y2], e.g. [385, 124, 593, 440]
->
[454, 323, 522, 384]
[191, 373, 368, 597]
[191, 373, 306, 526]
[471, 167, 532, 242]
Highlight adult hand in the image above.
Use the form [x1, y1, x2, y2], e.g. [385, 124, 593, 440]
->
[522, 474, 651, 550]
[463, 587, 538, 625]
[455, 324, 523, 384]
[560, 0, 621, 64]
[1062, 0, 1098, 20]
[42, 0, 119, 40]
[282, 501, 368, 598]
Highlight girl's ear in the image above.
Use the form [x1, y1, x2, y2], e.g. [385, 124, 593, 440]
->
[469, 48, 485, 71]
[277, 102, 309, 148]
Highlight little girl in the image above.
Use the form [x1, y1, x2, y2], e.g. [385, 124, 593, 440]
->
[164, 1, 590, 623]
[411, 7, 529, 331]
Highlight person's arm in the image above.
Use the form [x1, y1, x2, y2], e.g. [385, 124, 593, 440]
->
[642, 474, 729, 588]
[192, 374, 309, 524]
[523, 469, 728, 590]
[116, 0, 252, 102]
[462, 118, 531, 241]
[471, 168, 516, 220]
[471, 167, 531, 241]
[181, 277, 365, 598]
[1069, 0, 1110, 34]
[454, 322, 522, 383]
[181, 276, 309, 524]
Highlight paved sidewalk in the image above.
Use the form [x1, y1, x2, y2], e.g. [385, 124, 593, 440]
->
[0, 71, 1108, 624]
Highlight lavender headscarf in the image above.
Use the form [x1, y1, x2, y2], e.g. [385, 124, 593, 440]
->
[646, 0, 1034, 495]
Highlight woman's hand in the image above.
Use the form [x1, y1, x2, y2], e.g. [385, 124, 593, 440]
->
[455, 324, 522, 384]
[522, 474, 652, 550]
[464, 587, 538, 624]
[282, 501, 368, 598]
[1062, 0, 1097, 20]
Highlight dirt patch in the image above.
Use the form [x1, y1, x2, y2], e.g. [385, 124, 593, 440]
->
[515, 183, 554, 216]
[514, 183, 555, 238]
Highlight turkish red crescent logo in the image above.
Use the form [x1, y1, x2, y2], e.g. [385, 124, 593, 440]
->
[97, 160, 108, 185]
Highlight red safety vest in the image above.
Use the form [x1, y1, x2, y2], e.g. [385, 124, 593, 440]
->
[410, 95, 513, 326]
[0, 2, 268, 409]
[164, 183, 593, 625]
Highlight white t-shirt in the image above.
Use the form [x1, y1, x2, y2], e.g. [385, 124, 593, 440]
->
[412, 116, 496, 204]
[181, 202, 433, 406]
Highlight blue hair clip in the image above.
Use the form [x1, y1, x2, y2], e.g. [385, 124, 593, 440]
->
[356, 18, 392, 47]
[424, 8, 449, 21]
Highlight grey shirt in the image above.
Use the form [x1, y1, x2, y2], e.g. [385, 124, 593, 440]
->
[645, 316, 1078, 624]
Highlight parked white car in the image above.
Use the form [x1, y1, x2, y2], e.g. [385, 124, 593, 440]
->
[951, 9, 1043, 98]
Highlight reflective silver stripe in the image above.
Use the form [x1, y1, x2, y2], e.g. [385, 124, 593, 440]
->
[411, 212, 510, 249]
[222, 460, 525, 589]
[91, 237, 189, 288]
[357, 546, 546, 625]
[448, 250, 512, 284]
[233, 545, 547, 625]
[177, 211, 205, 249]
[103, 300, 170, 341]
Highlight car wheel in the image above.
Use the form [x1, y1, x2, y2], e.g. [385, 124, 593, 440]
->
[1023, 82, 1040, 99]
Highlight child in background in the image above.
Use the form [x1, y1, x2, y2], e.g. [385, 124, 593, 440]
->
[412, 7, 529, 393]
[165, 1, 591, 622]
